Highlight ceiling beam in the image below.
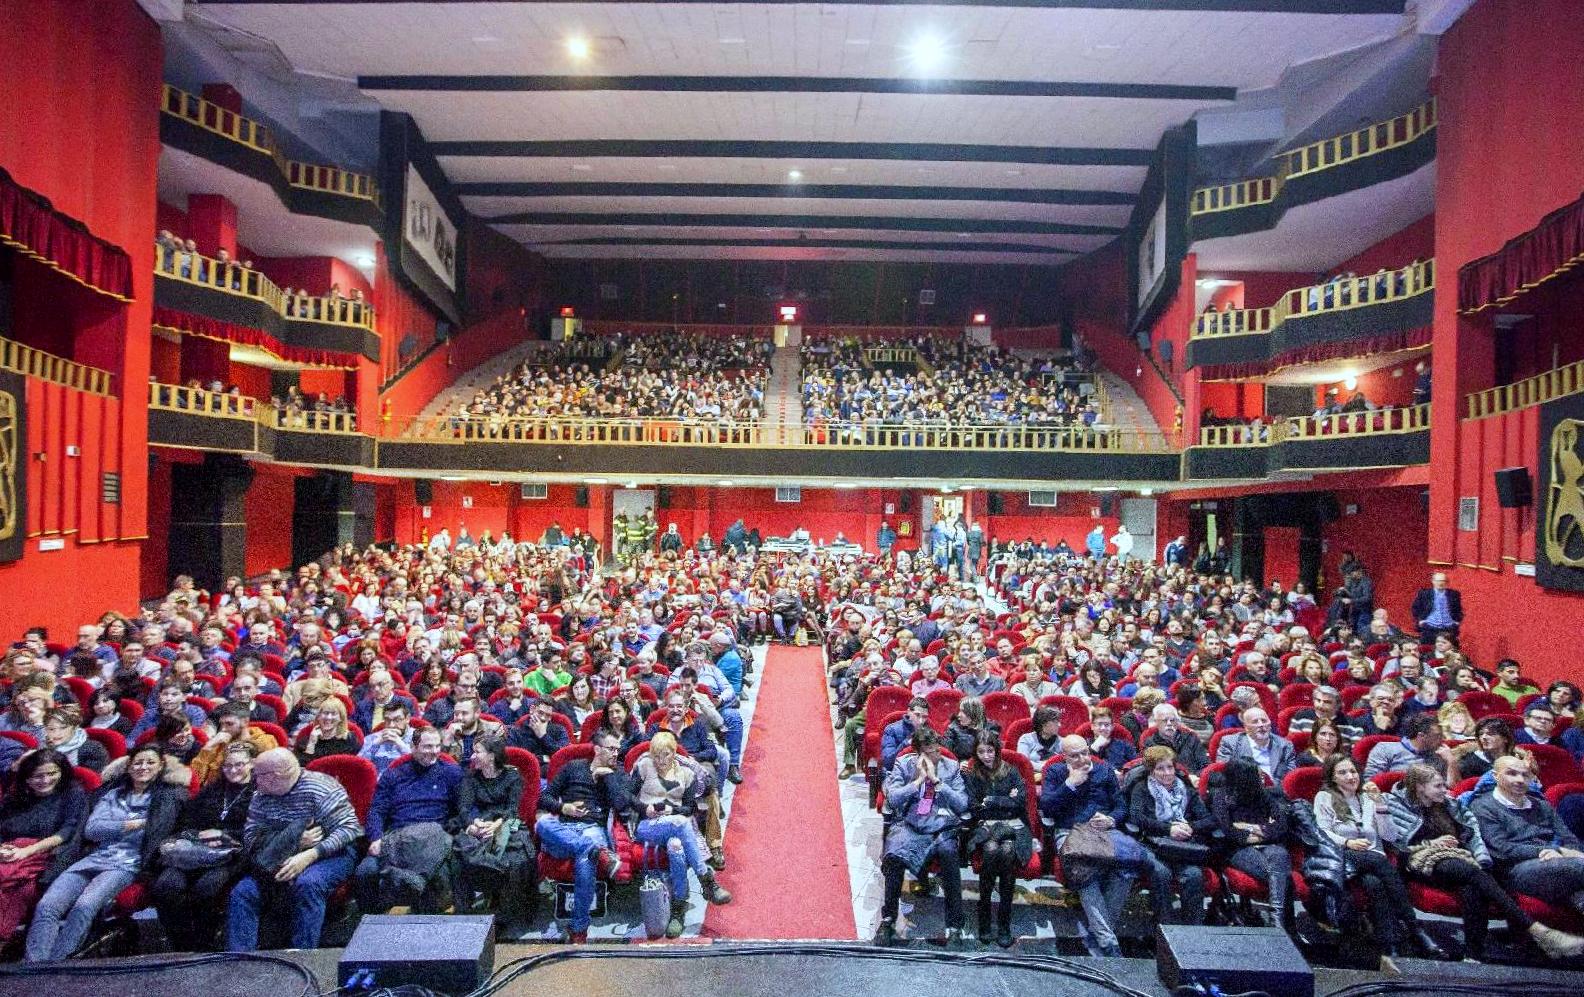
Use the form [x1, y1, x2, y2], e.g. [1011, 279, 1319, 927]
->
[433, 140, 1154, 166]
[456, 182, 1136, 205]
[199, 1, 1404, 13]
[490, 212, 1119, 235]
[360, 75, 1237, 101]
[533, 236, 1075, 255]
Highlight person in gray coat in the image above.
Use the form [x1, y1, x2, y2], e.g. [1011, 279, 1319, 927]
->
[1215, 707, 1298, 783]
[875, 727, 967, 946]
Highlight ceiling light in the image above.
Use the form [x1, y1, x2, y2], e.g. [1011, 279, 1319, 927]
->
[1343, 376, 1358, 391]
[571, 163, 593, 172]
[1004, 169, 1025, 177]
[1141, 488, 1154, 496]
[440, 475, 467, 482]
[787, 169, 803, 181]
[657, 164, 678, 172]
[584, 478, 608, 485]
[566, 37, 591, 59]
[719, 480, 734, 487]
[718, 37, 746, 45]
[355, 253, 375, 267]
[846, 38, 871, 46]
[903, 34, 949, 75]
[830, 166, 848, 174]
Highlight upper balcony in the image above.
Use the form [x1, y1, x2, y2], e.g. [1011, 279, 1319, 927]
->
[159, 85, 382, 230]
[1185, 259, 1434, 373]
[152, 247, 380, 365]
[1183, 403, 1430, 480]
[1189, 100, 1436, 244]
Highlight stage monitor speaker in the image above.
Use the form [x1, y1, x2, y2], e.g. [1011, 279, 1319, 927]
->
[987, 492, 1004, 515]
[899, 490, 915, 513]
[340, 914, 494, 994]
[1494, 466, 1532, 508]
[658, 486, 673, 509]
[575, 486, 590, 508]
[1156, 925, 1314, 997]
[413, 479, 433, 505]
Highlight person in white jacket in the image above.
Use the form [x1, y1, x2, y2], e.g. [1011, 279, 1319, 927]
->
[1109, 525, 1134, 562]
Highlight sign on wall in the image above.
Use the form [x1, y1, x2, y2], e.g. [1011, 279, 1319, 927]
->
[403, 164, 458, 293]
[1537, 392, 1584, 591]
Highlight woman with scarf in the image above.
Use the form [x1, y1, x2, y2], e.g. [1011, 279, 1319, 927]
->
[42, 704, 109, 773]
[962, 730, 1031, 947]
[1126, 745, 1215, 925]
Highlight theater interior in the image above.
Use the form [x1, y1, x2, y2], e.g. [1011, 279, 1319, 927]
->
[2, 0, 1584, 995]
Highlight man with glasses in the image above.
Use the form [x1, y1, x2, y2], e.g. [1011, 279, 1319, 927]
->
[536, 731, 628, 943]
[1517, 702, 1584, 761]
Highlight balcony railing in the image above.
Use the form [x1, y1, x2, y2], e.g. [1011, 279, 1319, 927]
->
[1466, 358, 1584, 420]
[161, 85, 380, 206]
[403, 414, 1172, 453]
[0, 336, 112, 396]
[1191, 99, 1437, 217]
[148, 382, 257, 419]
[1193, 259, 1435, 339]
[1197, 404, 1431, 447]
[155, 248, 376, 332]
[269, 406, 360, 434]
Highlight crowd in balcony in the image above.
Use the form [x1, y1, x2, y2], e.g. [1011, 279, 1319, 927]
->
[155, 232, 372, 326]
[449, 333, 771, 428]
[799, 337, 1100, 431]
[150, 379, 356, 431]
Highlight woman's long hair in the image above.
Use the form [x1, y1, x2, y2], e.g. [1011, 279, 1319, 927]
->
[968, 728, 1009, 781]
[1, 748, 77, 811]
[1221, 758, 1271, 817]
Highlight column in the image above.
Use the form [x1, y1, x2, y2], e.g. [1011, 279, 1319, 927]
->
[168, 453, 253, 592]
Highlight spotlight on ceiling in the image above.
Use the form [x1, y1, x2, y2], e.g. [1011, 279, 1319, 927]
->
[787, 169, 803, 181]
[904, 34, 949, 75]
[566, 37, 591, 59]
[1343, 376, 1358, 391]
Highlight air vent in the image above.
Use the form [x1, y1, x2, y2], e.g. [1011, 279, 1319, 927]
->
[1028, 490, 1058, 508]
[774, 486, 801, 503]
[520, 483, 547, 500]
[102, 472, 121, 504]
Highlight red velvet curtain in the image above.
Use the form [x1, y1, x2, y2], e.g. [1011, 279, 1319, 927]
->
[1458, 190, 1584, 313]
[0, 167, 133, 302]
[1197, 326, 1431, 382]
[152, 307, 359, 369]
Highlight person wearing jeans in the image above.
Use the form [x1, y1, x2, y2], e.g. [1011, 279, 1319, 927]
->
[628, 732, 731, 938]
[1041, 734, 1135, 957]
[226, 748, 362, 951]
[535, 732, 628, 942]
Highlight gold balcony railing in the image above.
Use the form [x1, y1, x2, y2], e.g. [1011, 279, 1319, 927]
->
[1466, 358, 1584, 420]
[0, 336, 113, 396]
[1196, 404, 1431, 448]
[156, 248, 376, 332]
[864, 346, 919, 367]
[1193, 259, 1434, 339]
[270, 406, 360, 434]
[1191, 99, 1437, 217]
[402, 414, 1173, 453]
[161, 85, 381, 207]
[148, 382, 257, 419]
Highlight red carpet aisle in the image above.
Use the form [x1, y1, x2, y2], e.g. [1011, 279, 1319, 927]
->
[703, 646, 858, 939]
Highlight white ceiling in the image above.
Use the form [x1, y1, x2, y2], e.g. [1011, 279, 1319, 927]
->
[186, 1, 1413, 261]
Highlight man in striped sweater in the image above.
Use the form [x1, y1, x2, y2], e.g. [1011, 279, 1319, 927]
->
[227, 748, 363, 951]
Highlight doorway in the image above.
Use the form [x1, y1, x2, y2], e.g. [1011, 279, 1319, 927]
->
[612, 488, 655, 564]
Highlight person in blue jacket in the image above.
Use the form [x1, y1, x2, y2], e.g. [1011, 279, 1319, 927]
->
[881, 699, 930, 773]
[1040, 734, 1137, 956]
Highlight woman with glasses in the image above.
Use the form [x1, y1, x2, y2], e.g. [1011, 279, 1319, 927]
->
[150, 742, 257, 950]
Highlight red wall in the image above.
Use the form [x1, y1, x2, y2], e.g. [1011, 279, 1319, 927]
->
[373, 242, 442, 384]
[1336, 214, 1435, 277]
[1319, 486, 1430, 622]
[0, 0, 161, 630]
[379, 308, 533, 431]
[244, 465, 301, 577]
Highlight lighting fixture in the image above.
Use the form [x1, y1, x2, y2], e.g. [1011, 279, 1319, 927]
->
[1343, 376, 1358, 391]
[904, 34, 949, 75]
[787, 169, 803, 181]
[567, 37, 591, 59]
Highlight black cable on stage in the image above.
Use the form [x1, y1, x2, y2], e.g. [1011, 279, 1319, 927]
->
[465, 941, 1161, 997]
[1327, 981, 1581, 997]
[0, 951, 321, 997]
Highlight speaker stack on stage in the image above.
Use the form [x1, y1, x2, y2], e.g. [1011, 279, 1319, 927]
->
[1156, 925, 1315, 997]
[339, 914, 495, 994]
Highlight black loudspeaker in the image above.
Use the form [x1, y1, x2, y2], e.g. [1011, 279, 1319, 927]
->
[575, 486, 590, 508]
[987, 492, 1004, 515]
[339, 915, 493, 993]
[1420, 489, 1431, 514]
[1156, 925, 1314, 997]
[1494, 466, 1532, 508]
[899, 490, 915, 513]
[413, 479, 433, 505]
[658, 486, 673, 509]
[1099, 494, 1116, 518]
[1157, 339, 1174, 365]
[1315, 494, 1341, 522]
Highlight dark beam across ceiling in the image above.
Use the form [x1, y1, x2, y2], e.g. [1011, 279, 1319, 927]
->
[361, 75, 1238, 101]
[457, 182, 1136, 205]
[435, 140, 1154, 166]
[488, 211, 1120, 235]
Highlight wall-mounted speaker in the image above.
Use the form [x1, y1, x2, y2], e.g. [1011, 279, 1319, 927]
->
[657, 486, 673, 509]
[413, 479, 434, 505]
[1316, 494, 1341, 523]
[1099, 494, 1117, 518]
[1157, 340, 1174, 365]
[1493, 467, 1532, 508]
[575, 486, 590, 508]
[987, 492, 1004, 515]
[899, 490, 915, 513]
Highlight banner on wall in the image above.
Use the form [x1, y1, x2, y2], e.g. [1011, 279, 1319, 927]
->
[1537, 391, 1584, 592]
[403, 164, 458, 293]
[0, 369, 25, 563]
